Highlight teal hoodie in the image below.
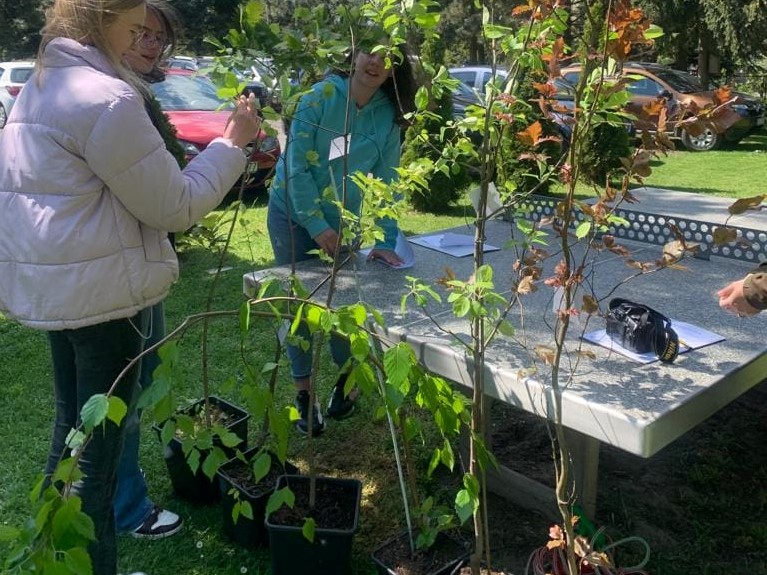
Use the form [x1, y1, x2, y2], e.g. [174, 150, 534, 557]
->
[268, 74, 401, 250]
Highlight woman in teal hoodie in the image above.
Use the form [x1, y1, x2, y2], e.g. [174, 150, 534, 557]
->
[267, 40, 417, 436]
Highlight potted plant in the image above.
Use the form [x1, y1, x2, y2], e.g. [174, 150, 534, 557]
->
[217, 445, 299, 547]
[145, 206, 253, 504]
[368, 344, 471, 575]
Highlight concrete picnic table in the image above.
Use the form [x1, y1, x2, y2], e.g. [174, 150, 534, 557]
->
[243, 199, 767, 519]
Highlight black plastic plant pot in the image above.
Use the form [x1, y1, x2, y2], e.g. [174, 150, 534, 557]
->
[371, 530, 470, 575]
[153, 395, 249, 504]
[217, 447, 299, 548]
[265, 475, 362, 575]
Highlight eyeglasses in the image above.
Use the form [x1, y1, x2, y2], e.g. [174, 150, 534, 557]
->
[139, 33, 168, 48]
[129, 28, 146, 47]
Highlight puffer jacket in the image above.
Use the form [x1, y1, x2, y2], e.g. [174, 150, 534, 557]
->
[0, 38, 246, 330]
[744, 262, 767, 310]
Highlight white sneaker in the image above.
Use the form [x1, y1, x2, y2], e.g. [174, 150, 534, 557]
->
[130, 506, 183, 539]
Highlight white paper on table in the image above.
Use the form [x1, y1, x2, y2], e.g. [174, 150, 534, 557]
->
[359, 230, 415, 269]
[408, 233, 501, 258]
[582, 319, 725, 364]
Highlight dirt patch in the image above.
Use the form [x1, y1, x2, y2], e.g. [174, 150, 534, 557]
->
[467, 383, 767, 574]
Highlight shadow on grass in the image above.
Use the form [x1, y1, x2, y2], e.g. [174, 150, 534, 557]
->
[629, 184, 732, 197]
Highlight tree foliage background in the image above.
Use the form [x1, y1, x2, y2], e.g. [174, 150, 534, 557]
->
[1, 0, 766, 89]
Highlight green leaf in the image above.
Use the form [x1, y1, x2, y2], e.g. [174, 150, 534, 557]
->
[52, 497, 90, 548]
[64, 546, 93, 575]
[80, 394, 109, 433]
[106, 396, 127, 426]
[187, 448, 201, 474]
[243, 0, 264, 26]
[304, 305, 325, 332]
[239, 300, 251, 336]
[252, 451, 272, 483]
[290, 303, 305, 335]
[497, 319, 515, 337]
[302, 517, 316, 543]
[452, 296, 470, 317]
[575, 221, 592, 239]
[52, 457, 84, 485]
[475, 264, 493, 284]
[415, 86, 429, 110]
[383, 343, 412, 387]
[218, 428, 244, 449]
[455, 488, 477, 524]
[484, 24, 507, 39]
[266, 486, 295, 518]
[201, 447, 228, 479]
[348, 303, 368, 326]
[234, 499, 254, 522]
[643, 24, 664, 40]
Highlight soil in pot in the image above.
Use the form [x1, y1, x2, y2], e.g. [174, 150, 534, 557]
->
[218, 448, 298, 547]
[154, 395, 249, 504]
[269, 475, 358, 529]
[372, 530, 469, 575]
[266, 475, 361, 575]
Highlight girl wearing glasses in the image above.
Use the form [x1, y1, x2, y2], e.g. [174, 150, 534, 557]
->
[0, 1, 261, 573]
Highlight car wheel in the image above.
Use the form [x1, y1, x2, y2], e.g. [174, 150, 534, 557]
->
[680, 126, 720, 152]
[0, 104, 6, 129]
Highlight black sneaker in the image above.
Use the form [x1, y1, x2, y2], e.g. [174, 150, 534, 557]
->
[326, 375, 356, 420]
[131, 506, 183, 540]
[295, 390, 325, 436]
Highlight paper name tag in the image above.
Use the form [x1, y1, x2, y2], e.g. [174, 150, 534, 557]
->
[328, 135, 350, 161]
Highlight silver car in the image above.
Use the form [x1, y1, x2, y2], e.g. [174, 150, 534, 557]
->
[0, 61, 34, 129]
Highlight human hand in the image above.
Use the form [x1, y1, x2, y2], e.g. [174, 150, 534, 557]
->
[717, 279, 760, 317]
[314, 229, 340, 256]
[223, 93, 262, 149]
[368, 248, 403, 267]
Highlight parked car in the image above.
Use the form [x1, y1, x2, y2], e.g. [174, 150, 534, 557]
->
[450, 70, 581, 147]
[163, 55, 199, 72]
[449, 66, 509, 118]
[560, 62, 765, 151]
[0, 61, 34, 129]
[150, 69, 280, 192]
[449, 65, 508, 92]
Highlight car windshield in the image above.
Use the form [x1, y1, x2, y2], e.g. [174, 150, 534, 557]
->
[10, 67, 33, 83]
[150, 74, 233, 112]
[650, 68, 706, 94]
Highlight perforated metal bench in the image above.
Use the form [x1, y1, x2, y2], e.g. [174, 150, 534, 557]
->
[520, 193, 767, 264]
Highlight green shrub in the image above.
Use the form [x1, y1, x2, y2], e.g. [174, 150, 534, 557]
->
[401, 93, 473, 213]
[578, 122, 632, 185]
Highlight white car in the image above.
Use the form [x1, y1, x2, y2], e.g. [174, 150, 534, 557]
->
[0, 61, 34, 129]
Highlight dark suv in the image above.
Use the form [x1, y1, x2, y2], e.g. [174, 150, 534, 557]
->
[561, 62, 765, 151]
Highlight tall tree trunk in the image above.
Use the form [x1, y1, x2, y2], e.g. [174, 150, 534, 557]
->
[698, 28, 714, 85]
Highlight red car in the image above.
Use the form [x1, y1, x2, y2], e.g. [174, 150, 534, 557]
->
[150, 69, 280, 192]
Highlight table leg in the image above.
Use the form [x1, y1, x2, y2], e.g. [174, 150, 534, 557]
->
[565, 428, 601, 519]
[459, 418, 602, 521]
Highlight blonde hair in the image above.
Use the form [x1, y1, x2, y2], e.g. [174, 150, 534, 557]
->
[38, 0, 146, 92]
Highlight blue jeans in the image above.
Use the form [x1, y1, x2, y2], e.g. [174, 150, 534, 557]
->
[266, 202, 351, 379]
[46, 309, 149, 575]
[113, 302, 165, 532]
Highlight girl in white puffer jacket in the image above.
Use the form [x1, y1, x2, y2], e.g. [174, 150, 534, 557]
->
[0, 1, 261, 573]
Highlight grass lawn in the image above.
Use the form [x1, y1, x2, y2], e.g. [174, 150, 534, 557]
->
[1, 131, 766, 574]
[639, 129, 767, 197]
